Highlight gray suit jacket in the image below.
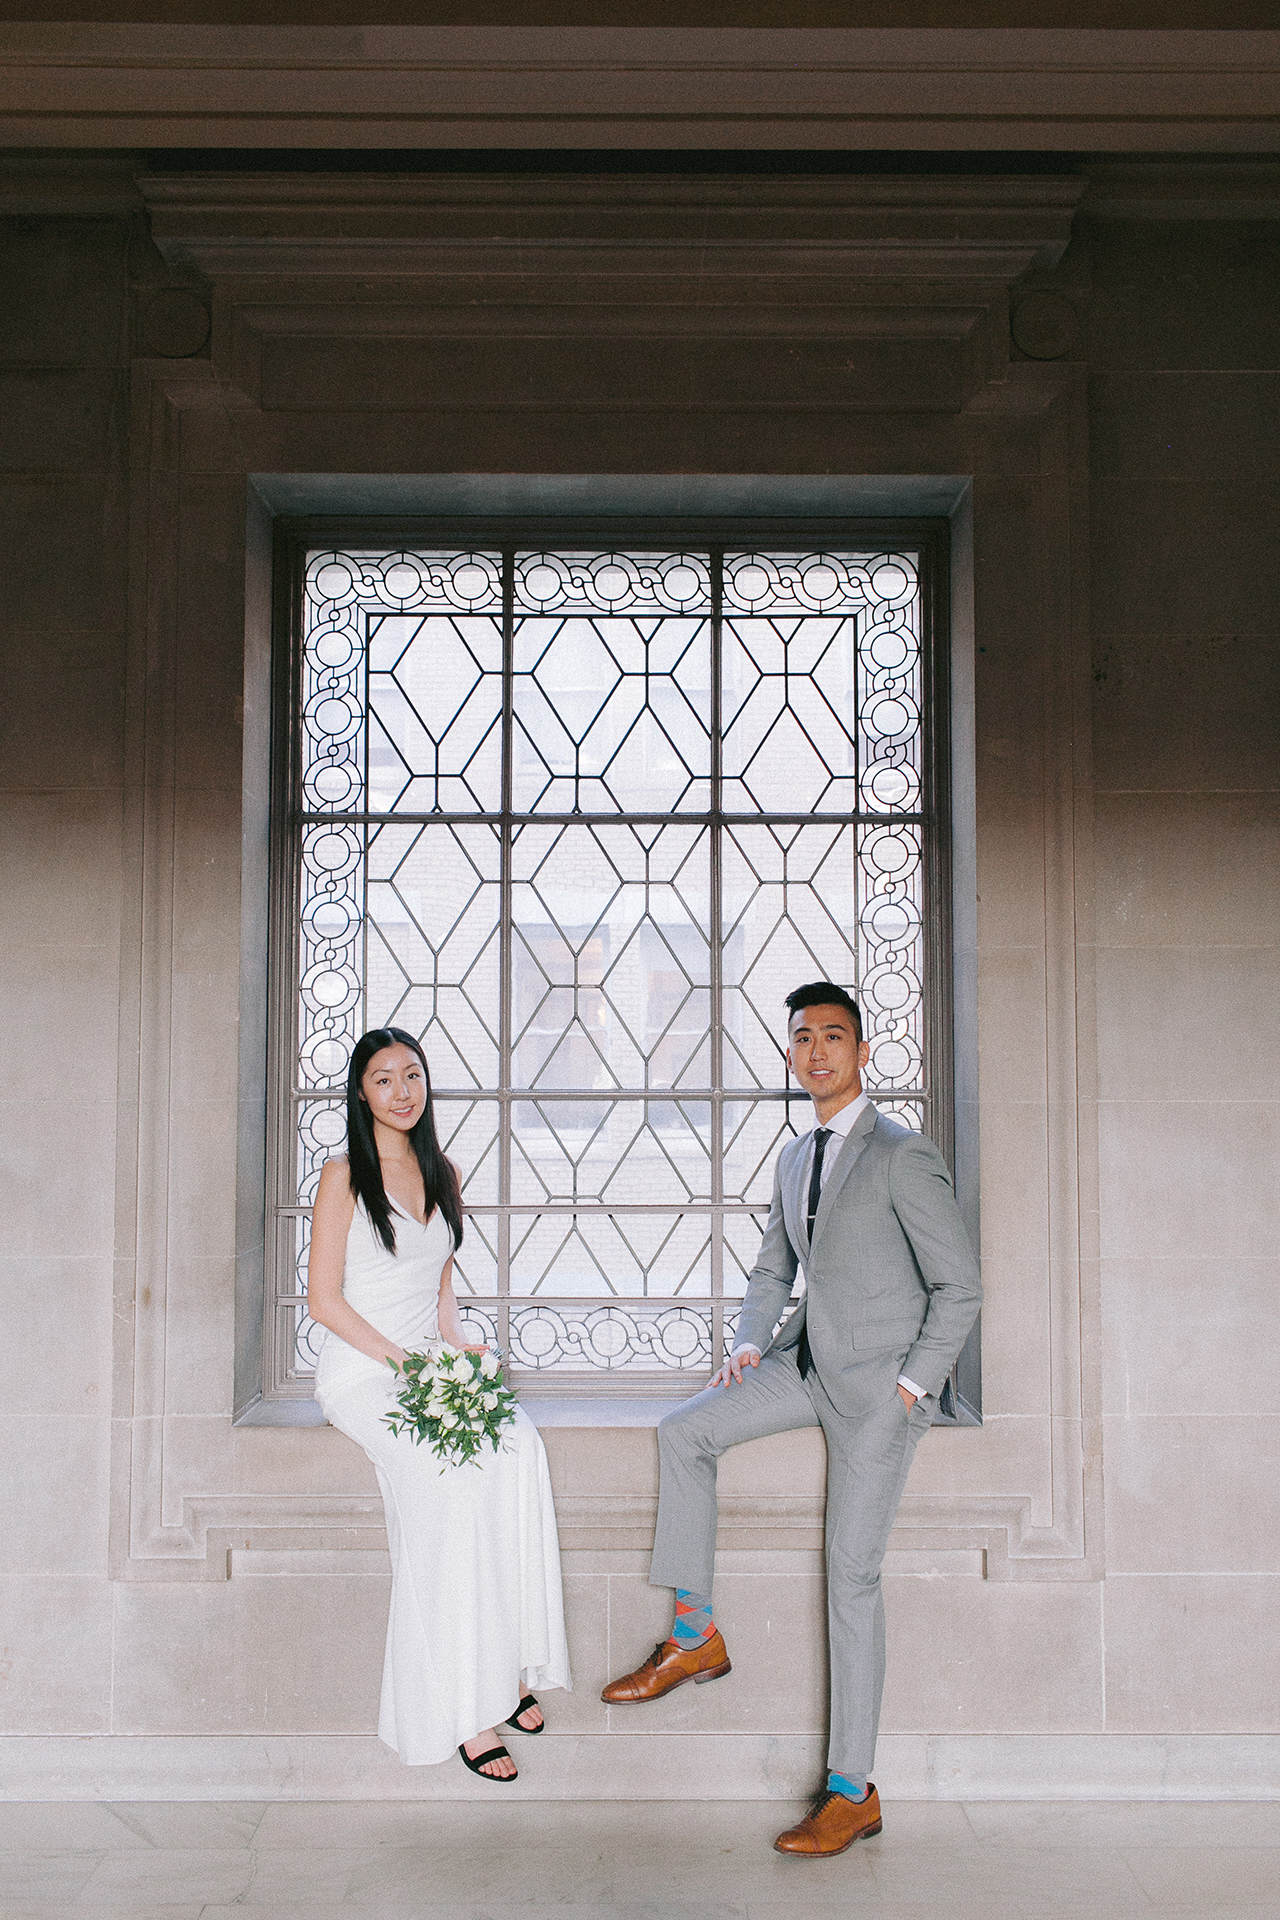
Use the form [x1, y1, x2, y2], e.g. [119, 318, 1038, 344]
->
[733, 1104, 982, 1415]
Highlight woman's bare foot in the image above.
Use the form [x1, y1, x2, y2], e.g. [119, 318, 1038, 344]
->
[512, 1699, 543, 1732]
[462, 1730, 516, 1779]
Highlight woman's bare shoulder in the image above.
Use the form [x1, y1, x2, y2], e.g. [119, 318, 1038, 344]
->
[315, 1156, 355, 1207]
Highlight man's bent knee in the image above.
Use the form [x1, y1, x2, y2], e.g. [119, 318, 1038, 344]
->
[657, 1389, 726, 1460]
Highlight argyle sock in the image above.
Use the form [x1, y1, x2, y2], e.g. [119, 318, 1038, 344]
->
[671, 1588, 715, 1648]
[827, 1771, 869, 1803]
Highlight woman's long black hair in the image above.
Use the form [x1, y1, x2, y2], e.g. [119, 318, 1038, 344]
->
[345, 1027, 463, 1256]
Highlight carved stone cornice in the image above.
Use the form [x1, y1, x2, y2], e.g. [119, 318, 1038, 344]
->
[140, 171, 1084, 285]
[2, 26, 1279, 150]
[137, 171, 1086, 412]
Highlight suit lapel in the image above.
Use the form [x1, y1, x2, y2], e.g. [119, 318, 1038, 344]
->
[781, 1135, 810, 1255]
[810, 1104, 878, 1249]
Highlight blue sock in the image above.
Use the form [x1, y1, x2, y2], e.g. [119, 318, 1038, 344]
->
[827, 1771, 869, 1802]
[671, 1588, 714, 1647]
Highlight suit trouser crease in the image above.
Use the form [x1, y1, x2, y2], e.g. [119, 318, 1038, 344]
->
[648, 1351, 928, 1779]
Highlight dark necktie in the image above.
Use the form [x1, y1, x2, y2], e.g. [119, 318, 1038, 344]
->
[806, 1127, 832, 1245]
[798, 1127, 831, 1380]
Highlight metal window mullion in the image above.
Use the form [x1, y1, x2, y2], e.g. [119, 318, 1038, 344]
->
[852, 600, 863, 1014]
[267, 542, 307, 1397]
[360, 608, 372, 1040]
[709, 549, 724, 1368]
[299, 809, 924, 827]
[298, 1086, 850, 1103]
[496, 549, 515, 1355]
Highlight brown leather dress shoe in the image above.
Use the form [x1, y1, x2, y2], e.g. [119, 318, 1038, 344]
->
[773, 1785, 882, 1856]
[600, 1630, 732, 1702]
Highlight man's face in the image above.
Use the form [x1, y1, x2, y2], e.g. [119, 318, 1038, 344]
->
[786, 1003, 869, 1112]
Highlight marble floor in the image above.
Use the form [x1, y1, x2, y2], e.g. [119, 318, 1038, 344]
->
[1, 1798, 1279, 1919]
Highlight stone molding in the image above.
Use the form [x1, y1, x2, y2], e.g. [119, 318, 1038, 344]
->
[141, 169, 1084, 258]
[110, 173, 1101, 1586]
[1, 26, 1279, 149]
[5, 154, 1278, 222]
[139, 170, 1083, 422]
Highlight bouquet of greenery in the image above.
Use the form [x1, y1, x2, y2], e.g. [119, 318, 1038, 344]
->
[384, 1345, 518, 1468]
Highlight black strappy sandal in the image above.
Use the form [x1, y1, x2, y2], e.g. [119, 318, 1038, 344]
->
[505, 1692, 545, 1734]
[457, 1740, 518, 1781]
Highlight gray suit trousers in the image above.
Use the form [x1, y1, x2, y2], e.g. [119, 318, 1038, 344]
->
[648, 1344, 932, 1780]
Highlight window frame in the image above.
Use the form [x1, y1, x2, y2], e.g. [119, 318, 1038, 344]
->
[262, 515, 957, 1410]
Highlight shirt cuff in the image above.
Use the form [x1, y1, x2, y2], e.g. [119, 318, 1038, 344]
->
[734, 1343, 762, 1358]
[897, 1374, 928, 1401]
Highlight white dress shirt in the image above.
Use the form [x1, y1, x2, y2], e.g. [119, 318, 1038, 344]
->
[734, 1091, 930, 1404]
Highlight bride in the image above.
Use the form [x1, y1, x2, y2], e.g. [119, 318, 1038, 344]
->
[309, 1026, 572, 1780]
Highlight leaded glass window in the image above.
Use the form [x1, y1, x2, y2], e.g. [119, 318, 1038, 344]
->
[266, 527, 946, 1400]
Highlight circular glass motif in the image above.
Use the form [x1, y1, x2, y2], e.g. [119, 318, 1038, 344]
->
[308, 968, 353, 1009]
[871, 563, 909, 600]
[524, 564, 561, 601]
[312, 763, 356, 805]
[382, 561, 421, 599]
[866, 831, 912, 874]
[866, 697, 910, 741]
[863, 963, 920, 1015]
[803, 563, 840, 600]
[452, 562, 492, 599]
[869, 628, 911, 670]
[520, 1315, 558, 1358]
[866, 899, 919, 944]
[658, 1315, 700, 1360]
[306, 689, 360, 744]
[315, 697, 356, 739]
[309, 1105, 347, 1147]
[868, 764, 913, 808]
[314, 626, 356, 669]
[305, 1036, 349, 1079]
[309, 831, 356, 872]
[314, 562, 352, 600]
[871, 1039, 912, 1082]
[663, 565, 701, 601]
[593, 564, 631, 600]
[306, 898, 356, 940]
[732, 564, 770, 601]
[589, 1316, 628, 1359]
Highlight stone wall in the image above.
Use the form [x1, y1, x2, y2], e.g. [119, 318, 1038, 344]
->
[1088, 212, 1280, 1739]
[0, 158, 1276, 1798]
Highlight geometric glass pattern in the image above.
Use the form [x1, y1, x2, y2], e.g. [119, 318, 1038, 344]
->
[273, 543, 931, 1393]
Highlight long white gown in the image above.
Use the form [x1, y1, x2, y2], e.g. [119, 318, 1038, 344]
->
[313, 1194, 572, 1765]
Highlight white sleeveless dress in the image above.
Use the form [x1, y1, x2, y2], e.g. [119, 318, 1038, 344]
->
[313, 1194, 572, 1765]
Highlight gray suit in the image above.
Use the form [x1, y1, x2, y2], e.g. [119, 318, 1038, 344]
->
[649, 1104, 982, 1779]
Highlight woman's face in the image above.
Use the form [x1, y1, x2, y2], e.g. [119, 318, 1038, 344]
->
[359, 1043, 427, 1137]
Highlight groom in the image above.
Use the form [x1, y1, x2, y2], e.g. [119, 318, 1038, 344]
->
[602, 983, 982, 1855]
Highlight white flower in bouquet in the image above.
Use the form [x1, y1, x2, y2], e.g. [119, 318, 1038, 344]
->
[384, 1345, 518, 1468]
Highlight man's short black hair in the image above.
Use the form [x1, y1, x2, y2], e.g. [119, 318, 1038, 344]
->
[785, 982, 863, 1042]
